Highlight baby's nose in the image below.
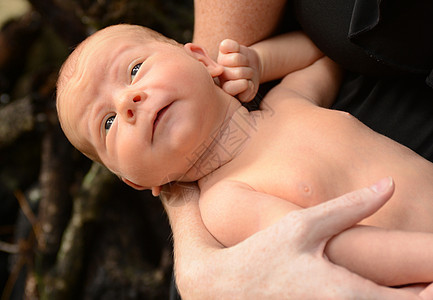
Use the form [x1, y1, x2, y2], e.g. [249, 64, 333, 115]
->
[118, 90, 147, 122]
[120, 90, 147, 106]
[131, 90, 147, 102]
[132, 94, 143, 102]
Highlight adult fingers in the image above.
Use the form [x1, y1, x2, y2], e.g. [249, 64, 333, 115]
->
[324, 263, 420, 299]
[419, 282, 433, 299]
[300, 177, 395, 248]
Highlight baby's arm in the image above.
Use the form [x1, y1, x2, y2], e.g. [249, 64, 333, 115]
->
[217, 31, 323, 102]
[200, 180, 433, 287]
[326, 225, 433, 286]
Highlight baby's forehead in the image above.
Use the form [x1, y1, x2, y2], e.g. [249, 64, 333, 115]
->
[60, 28, 135, 90]
[64, 28, 151, 81]
[81, 25, 159, 53]
[62, 25, 174, 81]
[60, 26, 171, 105]
[57, 25, 165, 158]
[56, 36, 107, 160]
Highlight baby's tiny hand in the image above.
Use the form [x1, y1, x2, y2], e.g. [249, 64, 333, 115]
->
[217, 39, 260, 103]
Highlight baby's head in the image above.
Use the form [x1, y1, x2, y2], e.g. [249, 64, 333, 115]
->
[56, 24, 226, 195]
[57, 24, 178, 161]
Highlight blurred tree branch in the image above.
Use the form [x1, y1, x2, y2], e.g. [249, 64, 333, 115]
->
[0, 97, 34, 148]
[0, 1, 192, 298]
[28, 0, 86, 46]
[37, 162, 114, 299]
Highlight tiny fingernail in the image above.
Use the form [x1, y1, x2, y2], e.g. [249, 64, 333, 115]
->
[370, 177, 392, 193]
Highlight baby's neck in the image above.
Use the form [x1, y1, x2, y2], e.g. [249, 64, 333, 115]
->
[184, 100, 256, 182]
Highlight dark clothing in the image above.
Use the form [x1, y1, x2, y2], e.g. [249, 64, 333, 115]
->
[293, 0, 433, 160]
[294, 0, 433, 82]
[334, 73, 433, 160]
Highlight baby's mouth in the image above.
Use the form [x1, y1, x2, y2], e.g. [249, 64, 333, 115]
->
[152, 103, 171, 138]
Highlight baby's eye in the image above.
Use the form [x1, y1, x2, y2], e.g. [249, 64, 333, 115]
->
[105, 115, 115, 134]
[131, 63, 142, 81]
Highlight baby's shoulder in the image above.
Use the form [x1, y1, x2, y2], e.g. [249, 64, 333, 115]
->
[199, 179, 259, 246]
[259, 82, 315, 113]
[200, 179, 253, 205]
[199, 177, 303, 246]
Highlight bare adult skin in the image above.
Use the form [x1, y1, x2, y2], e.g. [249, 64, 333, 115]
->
[162, 0, 433, 298]
[193, 0, 286, 59]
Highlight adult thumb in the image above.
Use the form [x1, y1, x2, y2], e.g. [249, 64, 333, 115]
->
[302, 177, 395, 246]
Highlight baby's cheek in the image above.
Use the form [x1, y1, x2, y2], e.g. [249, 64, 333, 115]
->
[115, 144, 142, 176]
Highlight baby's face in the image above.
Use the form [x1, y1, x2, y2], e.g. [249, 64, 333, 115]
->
[59, 26, 228, 191]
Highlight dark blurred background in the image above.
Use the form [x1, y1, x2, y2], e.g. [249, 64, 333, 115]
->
[0, 0, 193, 299]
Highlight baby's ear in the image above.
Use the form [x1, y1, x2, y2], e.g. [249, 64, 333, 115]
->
[122, 177, 146, 190]
[184, 43, 223, 77]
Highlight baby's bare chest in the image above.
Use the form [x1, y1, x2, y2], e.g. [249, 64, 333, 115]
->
[238, 110, 375, 200]
[215, 107, 433, 231]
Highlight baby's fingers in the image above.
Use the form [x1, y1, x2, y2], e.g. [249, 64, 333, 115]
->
[218, 52, 249, 67]
[218, 39, 249, 67]
[237, 81, 256, 102]
[219, 39, 240, 54]
[221, 66, 254, 81]
[221, 79, 249, 97]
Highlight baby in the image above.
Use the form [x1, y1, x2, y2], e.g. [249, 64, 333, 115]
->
[57, 24, 433, 290]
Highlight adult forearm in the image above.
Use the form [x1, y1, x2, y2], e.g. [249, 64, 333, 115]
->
[162, 185, 268, 299]
[161, 183, 228, 298]
[193, 0, 287, 59]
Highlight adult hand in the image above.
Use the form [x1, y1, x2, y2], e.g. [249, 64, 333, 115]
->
[163, 178, 422, 299]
